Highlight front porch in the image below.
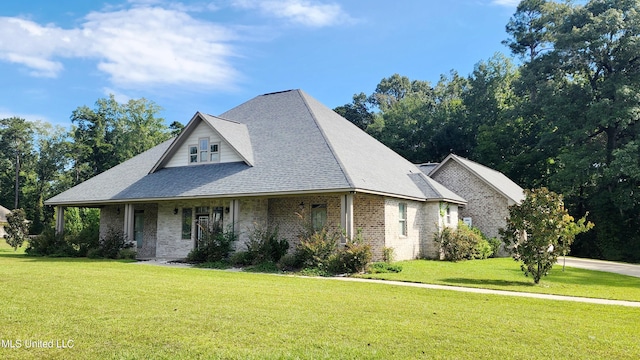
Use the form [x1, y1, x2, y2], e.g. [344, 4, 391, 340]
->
[54, 192, 450, 261]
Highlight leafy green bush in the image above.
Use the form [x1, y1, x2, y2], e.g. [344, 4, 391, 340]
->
[244, 224, 289, 264]
[229, 250, 253, 267]
[382, 247, 395, 263]
[187, 226, 236, 263]
[328, 232, 372, 274]
[434, 222, 494, 261]
[90, 229, 133, 259]
[276, 253, 300, 271]
[294, 227, 339, 271]
[367, 262, 403, 274]
[487, 237, 502, 258]
[4, 208, 29, 251]
[26, 229, 77, 257]
[117, 248, 137, 260]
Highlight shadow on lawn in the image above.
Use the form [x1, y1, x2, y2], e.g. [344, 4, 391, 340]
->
[442, 277, 535, 287]
[0, 251, 134, 264]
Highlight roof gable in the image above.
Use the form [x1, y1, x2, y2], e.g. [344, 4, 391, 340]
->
[150, 112, 254, 172]
[431, 154, 525, 204]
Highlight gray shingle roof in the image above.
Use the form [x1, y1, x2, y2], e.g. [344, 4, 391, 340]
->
[431, 154, 525, 204]
[46, 90, 466, 205]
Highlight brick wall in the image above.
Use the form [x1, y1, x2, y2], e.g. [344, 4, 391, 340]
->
[236, 198, 269, 251]
[353, 193, 385, 260]
[432, 160, 509, 240]
[268, 194, 342, 250]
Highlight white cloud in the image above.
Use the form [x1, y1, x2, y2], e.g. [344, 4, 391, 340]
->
[0, 5, 241, 90]
[491, 0, 520, 7]
[233, 0, 354, 27]
[0, 1, 354, 91]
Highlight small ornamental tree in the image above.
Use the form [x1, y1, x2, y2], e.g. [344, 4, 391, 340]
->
[4, 208, 29, 251]
[500, 188, 594, 284]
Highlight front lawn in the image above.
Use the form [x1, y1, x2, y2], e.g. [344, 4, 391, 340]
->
[360, 258, 640, 301]
[0, 248, 639, 359]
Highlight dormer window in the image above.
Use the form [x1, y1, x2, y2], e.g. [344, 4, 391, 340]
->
[210, 143, 220, 162]
[188, 138, 221, 165]
[199, 138, 209, 162]
[189, 145, 198, 163]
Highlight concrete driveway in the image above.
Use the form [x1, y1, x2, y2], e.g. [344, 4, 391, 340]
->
[557, 256, 640, 278]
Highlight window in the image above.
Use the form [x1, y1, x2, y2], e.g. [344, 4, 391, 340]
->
[399, 203, 407, 236]
[182, 208, 192, 240]
[311, 204, 327, 231]
[446, 206, 451, 225]
[199, 138, 209, 162]
[189, 145, 198, 163]
[210, 143, 220, 162]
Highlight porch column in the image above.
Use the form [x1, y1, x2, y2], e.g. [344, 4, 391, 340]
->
[341, 193, 354, 241]
[229, 199, 240, 234]
[55, 206, 65, 235]
[123, 203, 134, 241]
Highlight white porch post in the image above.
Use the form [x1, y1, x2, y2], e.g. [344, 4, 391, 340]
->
[230, 199, 240, 234]
[55, 206, 65, 235]
[123, 203, 134, 242]
[341, 193, 354, 241]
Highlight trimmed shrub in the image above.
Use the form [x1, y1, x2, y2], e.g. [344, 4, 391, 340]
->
[435, 221, 494, 261]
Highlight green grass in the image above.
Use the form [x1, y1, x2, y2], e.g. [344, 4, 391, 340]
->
[1, 243, 639, 359]
[359, 258, 640, 301]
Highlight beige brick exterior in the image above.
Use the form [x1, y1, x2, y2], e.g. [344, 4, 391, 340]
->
[99, 204, 158, 258]
[431, 160, 509, 240]
[95, 192, 460, 261]
[268, 194, 342, 250]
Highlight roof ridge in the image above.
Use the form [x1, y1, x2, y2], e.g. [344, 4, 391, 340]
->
[201, 113, 243, 125]
[296, 90, 355, 189]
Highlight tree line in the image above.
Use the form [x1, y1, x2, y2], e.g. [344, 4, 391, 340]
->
[334, 0, 640, 262]
[0, 95, 183, 235]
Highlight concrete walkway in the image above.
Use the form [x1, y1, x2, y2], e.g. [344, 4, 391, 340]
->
[329, 277, 640, 308]
[557, 256, 640, 278]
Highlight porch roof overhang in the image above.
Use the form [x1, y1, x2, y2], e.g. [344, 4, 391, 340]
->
[45, 187, 435, 207]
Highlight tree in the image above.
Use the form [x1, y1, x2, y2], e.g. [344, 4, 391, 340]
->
[70, 94, 171, 183]
[500, 188, 593, 284]
[333, 92, 374, 130]
[0, 117, 34, 209]
[4, 208, 29, 251]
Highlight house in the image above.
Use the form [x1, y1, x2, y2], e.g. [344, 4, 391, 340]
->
[0, 205, 10, 238]
[421, 154, 525, 244]
[46, 90, 466, 261]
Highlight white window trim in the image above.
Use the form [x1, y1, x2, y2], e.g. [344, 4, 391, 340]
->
[188, 144, 198, 164]
[198, 137, 210, 163]
[399, 203, 407, 237]
[210, 142, 220, 163]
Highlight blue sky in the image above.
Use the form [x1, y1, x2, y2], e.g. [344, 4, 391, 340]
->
[0, 0, 520, 128]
